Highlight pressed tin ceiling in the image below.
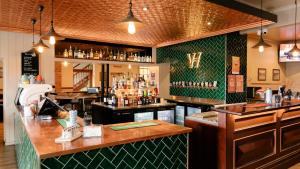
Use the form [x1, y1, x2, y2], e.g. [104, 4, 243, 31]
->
[0, 0, 276, 47]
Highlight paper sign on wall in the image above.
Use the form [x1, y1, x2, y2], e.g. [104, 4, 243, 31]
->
[228, 75, 236, 93]
[232, 56, 240, 75]
[235, 75, 244, 93]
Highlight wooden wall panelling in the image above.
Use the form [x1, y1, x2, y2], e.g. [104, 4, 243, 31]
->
[55, 61, 62, 91]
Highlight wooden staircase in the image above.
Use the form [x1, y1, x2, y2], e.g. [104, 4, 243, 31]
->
[73, 64, 93, 91]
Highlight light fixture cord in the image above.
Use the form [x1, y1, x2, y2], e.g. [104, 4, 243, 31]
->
[129, 0, 132, 10]
[260, 0, 262, 36]
[32, 21, 35, 44]
[39, 7, 42, 36]
[51, 0, 54, 26]
[295, 0, 297, 44]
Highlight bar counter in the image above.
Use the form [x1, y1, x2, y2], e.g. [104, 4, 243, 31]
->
[214, 100, 300, 115]
[164, 95, 224, 106]
[92, 102, 177, 124]
[15, 110, 191, 169]
[186, 101, 300, 169]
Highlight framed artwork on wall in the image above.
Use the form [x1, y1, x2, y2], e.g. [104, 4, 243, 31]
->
[272, 69, 280, 81]
[258, 68, 266, 81]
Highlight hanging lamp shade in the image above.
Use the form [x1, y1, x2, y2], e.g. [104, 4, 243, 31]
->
[25, 18, 38, 57]
[252, 0, 271, 53]
[120, 0, 143, 34]
[252, 36, 271, 48]
[41, 0, 64, 45]
[288, 0, 300, 57]
[34, 5, 49, 53]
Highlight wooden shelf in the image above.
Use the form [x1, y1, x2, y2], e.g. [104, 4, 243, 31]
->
[54, 57, 156, 66]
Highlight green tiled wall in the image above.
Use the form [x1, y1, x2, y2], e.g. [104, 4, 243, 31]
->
[225, 33, 247, 103]
[157, 35, 226, 100]
[15, 113, 40, 169]
[157, 32, 247, 103]
[41, 134, 188, 169]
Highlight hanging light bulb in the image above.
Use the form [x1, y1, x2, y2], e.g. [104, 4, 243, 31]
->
[42, 0, 64, 45]
[128, 22, 136, 34]
[128, 64, 132, 69]
[252, 0, 271, 53]
[258, 45, 264, 53]
[49, 36, 56, 45]
[33, 5, 49, 54]
[121, 0, 142, 34]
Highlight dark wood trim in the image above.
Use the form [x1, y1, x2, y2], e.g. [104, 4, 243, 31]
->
[206, 0, 277, 23]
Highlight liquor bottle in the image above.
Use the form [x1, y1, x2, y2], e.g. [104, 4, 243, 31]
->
[124, 94, 129, 106]
[107, 89, 112, 105]
[78, 49, 82, 58]
[68, 46, 73, 58]
[103, 94, 108, 104]
[149, 56, 152, 62]
[90, 48, 94, 59]
[109, 49, 113, 60]
[124, 51, 127, 61]
[86, 51, 90, 59]
[94, 51, 99, 59]
[74, 47, 78, 58]
[63, 49, 68, 58]
[99, 49, 103, 59]
[111, 89, 118, 106]
[83, 51, 87, 58]
[134, 54, 137, 62]
[113, 50, 117, 60]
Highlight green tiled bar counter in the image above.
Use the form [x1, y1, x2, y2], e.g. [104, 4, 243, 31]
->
[14, 111, 191, 169]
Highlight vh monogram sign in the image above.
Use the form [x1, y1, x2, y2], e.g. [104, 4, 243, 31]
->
[187, 52, 202, 68]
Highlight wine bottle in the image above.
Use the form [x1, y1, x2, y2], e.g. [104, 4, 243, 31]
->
[63, 49, 68, 58]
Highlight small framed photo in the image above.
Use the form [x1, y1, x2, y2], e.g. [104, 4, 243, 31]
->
[272, 69, 280, 81]
[258, 68, 266, 81]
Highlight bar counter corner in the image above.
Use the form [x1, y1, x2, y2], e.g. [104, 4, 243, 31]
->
[14, 109, 191, 169]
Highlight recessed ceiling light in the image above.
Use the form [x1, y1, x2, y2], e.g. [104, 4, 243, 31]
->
[207, 22, 211, 25]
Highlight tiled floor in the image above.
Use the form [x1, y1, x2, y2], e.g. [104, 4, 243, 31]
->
[0, 122, 17, 169]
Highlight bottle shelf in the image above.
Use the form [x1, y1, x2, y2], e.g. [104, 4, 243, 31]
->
[54, 57, 156, 66]
[170, 86, 218, 90]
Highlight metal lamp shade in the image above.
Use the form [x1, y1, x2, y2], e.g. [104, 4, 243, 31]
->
[33, 39, 49, 49]
[252, 36, 271, 48]
[288, 44, 300, 57]
[25, 47, 38, 57]
[42, 25, 65, 41]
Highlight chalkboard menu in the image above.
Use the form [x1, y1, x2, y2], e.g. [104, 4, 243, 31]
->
[21, 52, 39, 76]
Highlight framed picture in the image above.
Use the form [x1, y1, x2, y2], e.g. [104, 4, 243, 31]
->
[272, 69, 280, 81]
[258, 68, 266, 81]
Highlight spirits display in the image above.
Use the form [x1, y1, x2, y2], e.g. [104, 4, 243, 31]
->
[106, 73, 159, 106]
[58, 45, 152, 63]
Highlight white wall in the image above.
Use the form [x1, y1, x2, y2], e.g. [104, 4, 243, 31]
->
[0, 31, 54, 145]
[247, 36, 286, 90]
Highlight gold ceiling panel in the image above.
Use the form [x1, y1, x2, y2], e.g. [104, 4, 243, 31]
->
[0, 0, 274, 47]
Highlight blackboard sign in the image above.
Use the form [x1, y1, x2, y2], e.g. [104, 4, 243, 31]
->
[21, 52, 39, 76]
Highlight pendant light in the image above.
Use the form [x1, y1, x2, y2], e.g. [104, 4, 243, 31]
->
[33, 5, 49, 54]
[42, 0, 64, 45]
[25, 19, 38, 57]
[121, 0, 142, 34]
[288, 0, 300, 57]
[252, 0, 271, 53]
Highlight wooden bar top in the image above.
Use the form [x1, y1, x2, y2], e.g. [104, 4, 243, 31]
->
[92, 102, 176, 110]
[18, 112, 191, 159]
[163, 96, 224, 106]
[214, 100, 300, 116]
